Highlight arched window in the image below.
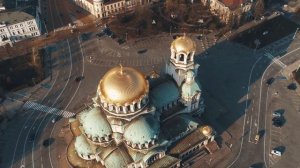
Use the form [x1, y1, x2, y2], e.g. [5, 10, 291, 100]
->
[179, 54, 184, 61]
[127, 105, 130, 112]
[134, 103, 138, 110]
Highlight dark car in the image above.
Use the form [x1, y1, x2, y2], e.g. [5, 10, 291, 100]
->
[287, 83, 297, 90]
[272, 116, 284, 127]
[102, 27, 113, 37]
[137, 49, 147, 54]
[96, 32, 105, 37]
[117, 38, 125, 44]
[75, 76, 84, 82]
[266, 77, 275, 86]
[28, 133, 35, 142]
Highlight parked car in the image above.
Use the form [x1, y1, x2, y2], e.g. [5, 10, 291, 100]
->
[272, 116, 284, 127]
[272, 111, 281, 117]
[254, 134, 260, 144]
[271, 149, 282, 156]
[137, 49, 147, 54]
[266, 77, 275, 86]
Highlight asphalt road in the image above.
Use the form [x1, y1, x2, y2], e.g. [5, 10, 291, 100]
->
[225, 35, 300, 168]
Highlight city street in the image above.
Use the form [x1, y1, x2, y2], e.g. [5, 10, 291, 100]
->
[1, 1, 300, 166]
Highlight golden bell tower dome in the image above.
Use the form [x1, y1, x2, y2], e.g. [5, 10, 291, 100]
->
[98, 66, 149, 106]
[171, 35, 196, 53]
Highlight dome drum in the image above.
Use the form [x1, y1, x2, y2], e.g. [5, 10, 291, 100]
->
[170, 51, 195, 66]
[100, 95, 149, 116]
[84, 132, 113, 145]
[125, 138, 156, 150]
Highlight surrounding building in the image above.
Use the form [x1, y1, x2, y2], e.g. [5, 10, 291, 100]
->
[67, 35, 219, 168]
[72, 0, 151, 19]
[0, 7, 41, 46]
[201, 0, 254, 25]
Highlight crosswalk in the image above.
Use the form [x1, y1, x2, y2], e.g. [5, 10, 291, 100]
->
[23, 101, 75, 118]
[264, 52, 287, 68]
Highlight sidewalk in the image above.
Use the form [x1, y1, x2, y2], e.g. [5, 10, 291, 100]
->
[0, 23, 97, 60]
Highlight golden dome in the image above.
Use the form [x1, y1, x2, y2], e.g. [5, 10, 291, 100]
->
[200, 125, 213, 137]
[99, 66, 148, 105]
[171, 35, 196, 53]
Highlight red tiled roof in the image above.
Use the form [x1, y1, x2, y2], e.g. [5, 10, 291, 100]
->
[221, 0, 245, 10]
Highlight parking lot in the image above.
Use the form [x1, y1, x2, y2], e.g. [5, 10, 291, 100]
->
[266, 70, 300, 168]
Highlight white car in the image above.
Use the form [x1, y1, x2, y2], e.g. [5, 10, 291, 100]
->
[271, 149, 282, 156]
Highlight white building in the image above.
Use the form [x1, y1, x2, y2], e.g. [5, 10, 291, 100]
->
[201, 0, 253, 25]
[73, 0, 151, 19]
[0, 8, 41, 46]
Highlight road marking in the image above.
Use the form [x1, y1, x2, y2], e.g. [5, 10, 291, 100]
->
[23, 101, 75, 118]
[264, 52, 287, 68]
[249, 116, 253, 142]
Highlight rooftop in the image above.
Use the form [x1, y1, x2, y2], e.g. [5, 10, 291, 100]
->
[148, 155, 180, 168]
[168, 128, 206, 156]
[0, 8, 35, 25]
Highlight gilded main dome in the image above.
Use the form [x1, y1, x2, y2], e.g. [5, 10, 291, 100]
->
[171, 35, 196, 53]
[99, 66, 148, 105]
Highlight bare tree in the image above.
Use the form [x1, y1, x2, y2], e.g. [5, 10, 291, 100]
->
[254, 0, 265, 19]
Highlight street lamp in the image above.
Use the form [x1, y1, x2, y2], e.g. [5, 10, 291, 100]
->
[169, 26, 172, 36]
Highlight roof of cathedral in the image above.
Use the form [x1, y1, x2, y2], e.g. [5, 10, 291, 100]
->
[74, 134, 97, 156]
[148, 155, 180, 168]
[171, 35, 196, 54]
[150, 79, 179, 108]
[181, 79, 201, 98]
[99, 66, 148, 105]
[103, 144, 133, 168]
[168, 128, 207, 156]
[161, 114, 200, 140]
[124, 114, 160, 144]
[78, 107, 112, 139]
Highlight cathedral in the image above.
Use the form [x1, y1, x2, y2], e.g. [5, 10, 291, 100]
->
[67, 35, 218, 168]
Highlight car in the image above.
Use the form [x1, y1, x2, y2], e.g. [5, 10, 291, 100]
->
[28, 133, 35, 142]
[137, 49, 147, 54]
[271, 149, 282, 156]
[254, 134, 260, 143]
[287, 83, 297, 90]
[272, 116, 284, 127]
[272, 111, 281, 117]
[96, 32, 105, 37]
[117, 38, 125, 44]
[75, 76, 84, 82]
[266, 77, 275, 86]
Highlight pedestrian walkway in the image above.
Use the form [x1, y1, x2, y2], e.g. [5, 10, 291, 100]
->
[23, 101, 75, 118]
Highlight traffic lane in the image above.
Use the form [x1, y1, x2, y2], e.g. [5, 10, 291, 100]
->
[37, 37, 83, 168]
[33, 38, 83, 165]
[20, 42, 74, 168]
[8, 39, 71, 168]
[13, 39, 73, 168]
[8, 46, 71, 168]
